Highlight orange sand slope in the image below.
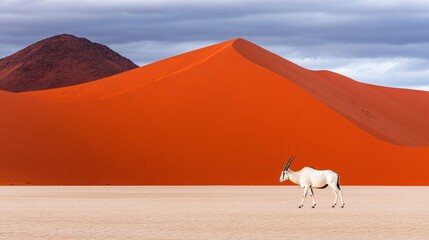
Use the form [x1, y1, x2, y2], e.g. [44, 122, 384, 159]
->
[1, 39, 428, 185]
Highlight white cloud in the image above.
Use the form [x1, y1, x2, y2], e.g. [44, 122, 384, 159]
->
[288, 56, 429, 89]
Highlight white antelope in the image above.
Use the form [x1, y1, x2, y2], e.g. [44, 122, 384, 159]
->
[279, 156, 345, 208]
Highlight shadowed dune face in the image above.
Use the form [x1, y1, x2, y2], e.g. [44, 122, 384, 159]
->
[232, 39, 429, 146]
[0, 38, 428, 185]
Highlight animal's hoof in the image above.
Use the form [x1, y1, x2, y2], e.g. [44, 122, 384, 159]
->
[298, 205, 302, 208]
[332, 205, 335, 208]
[312, 206, 315, 208]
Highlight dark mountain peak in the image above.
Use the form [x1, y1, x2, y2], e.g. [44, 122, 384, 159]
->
[0, 34, 139, 92]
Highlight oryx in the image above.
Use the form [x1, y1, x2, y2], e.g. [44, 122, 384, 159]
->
[279, 156, 345, 208]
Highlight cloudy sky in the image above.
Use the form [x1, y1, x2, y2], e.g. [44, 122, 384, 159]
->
[1, 0, 429, 90]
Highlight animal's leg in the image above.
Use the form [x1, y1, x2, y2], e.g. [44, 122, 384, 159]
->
[309, 187, 316, 208]
[339, 190, 345, 208]
[335, 174, 345, 208]
[299, 186, 309, 208]
[331, 188, 338, 208]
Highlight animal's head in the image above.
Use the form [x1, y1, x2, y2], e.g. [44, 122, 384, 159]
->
[279, 156, 295, 182]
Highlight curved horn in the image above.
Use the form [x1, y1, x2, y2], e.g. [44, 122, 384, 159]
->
[285, 155, 295, 170]
[282, 155, 294, 171]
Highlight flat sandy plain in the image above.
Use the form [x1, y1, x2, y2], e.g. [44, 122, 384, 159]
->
[0, 186, 427, 239]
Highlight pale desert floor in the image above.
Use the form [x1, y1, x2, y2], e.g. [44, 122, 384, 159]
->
[0, 186, 428, 239]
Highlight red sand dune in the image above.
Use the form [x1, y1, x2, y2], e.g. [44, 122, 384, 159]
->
[0, 38, 428, 185]
[0, 34, 138, 92]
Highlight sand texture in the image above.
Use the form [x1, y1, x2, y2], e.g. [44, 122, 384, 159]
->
[0, 186, 427, 239]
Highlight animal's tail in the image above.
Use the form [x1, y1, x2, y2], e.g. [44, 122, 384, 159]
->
[336, 174, 341, 190]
